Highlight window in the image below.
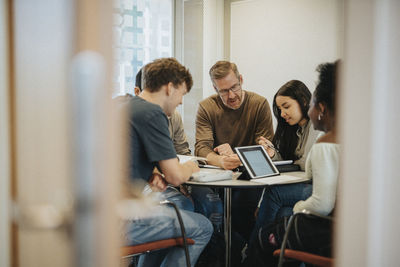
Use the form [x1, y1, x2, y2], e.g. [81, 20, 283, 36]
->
[113, 0, 174, 96]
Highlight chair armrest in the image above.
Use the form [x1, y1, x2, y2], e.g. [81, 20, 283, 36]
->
[121, 238, 195, 258]
[274, 249, 333, 267]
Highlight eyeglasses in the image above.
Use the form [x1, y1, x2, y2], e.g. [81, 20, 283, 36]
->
[216, 82, 241, 96]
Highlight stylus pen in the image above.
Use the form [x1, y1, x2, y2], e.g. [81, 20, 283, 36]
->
[266, 143, 279, 153]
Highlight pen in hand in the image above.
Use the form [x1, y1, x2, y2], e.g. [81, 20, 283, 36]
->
[266, 143, 279, 153]
[258, 136, 279, 154]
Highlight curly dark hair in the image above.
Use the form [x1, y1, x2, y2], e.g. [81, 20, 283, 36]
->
[314, 61, 338, 115]
[272, 80, 311, 160]
[143, 58, 193, 93]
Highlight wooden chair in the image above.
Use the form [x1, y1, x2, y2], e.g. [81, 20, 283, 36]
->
[273, 249, 333, 267]
[121, 200, 195, 267]
[121, 238, 195, 258]
[274, 211, 333, 267]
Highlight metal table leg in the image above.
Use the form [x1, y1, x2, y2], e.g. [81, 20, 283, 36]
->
[224, 187, 231, 267]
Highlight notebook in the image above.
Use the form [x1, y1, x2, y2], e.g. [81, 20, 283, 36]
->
[190, 168, 233, 182]
[234, 145, 308, 185]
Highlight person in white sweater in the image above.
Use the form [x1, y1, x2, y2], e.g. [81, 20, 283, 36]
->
[243, 61, 339, 266]
[292, 142, 339, 214]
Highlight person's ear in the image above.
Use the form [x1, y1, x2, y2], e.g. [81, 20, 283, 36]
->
[318, 102, 326, 114]
[134, 87, 141, 96]
[166, 82, 173, 96]
[239, 74, 243, 85]
[303, 98, 308, 108]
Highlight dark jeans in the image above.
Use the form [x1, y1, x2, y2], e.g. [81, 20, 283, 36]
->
[191, 186, 225, 267]
[248, 182, 312, 244]
[191, 186, 223, 231]
[231, 187, 264, 241]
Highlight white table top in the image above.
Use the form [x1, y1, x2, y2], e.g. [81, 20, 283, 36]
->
[186, 171, 309, 188]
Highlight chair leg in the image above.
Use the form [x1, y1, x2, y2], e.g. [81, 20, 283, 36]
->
[120, 256, 137, 267]
[160, 200, 191, 267]
[278, 215, 296, 267]
[128, 256, 138, 267]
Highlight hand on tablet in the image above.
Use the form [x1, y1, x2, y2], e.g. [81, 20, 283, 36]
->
[258, 136, 276, 158]
[214, 143, 234, 156]
[207, 144, 241, 169]
[220, 154, 241, 170]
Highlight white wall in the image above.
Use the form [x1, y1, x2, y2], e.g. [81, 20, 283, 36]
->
[183, 0, 204, 152]
[230, 0, 342, 127]
[183, 0, 225, 152]
[202, 0, 225, 98]
[182, 0, 341, 148]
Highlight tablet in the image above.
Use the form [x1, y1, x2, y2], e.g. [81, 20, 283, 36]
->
[235, 145, 279, 179]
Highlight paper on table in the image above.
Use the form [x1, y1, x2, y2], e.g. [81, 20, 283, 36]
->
[251, 175, 308, 185]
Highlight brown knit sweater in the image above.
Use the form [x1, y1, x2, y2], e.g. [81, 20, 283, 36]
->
[195, 91, 274, 157]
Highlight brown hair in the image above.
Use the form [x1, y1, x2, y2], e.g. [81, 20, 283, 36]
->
[209, 61, 240, 86]
[143, 58, 193, 93]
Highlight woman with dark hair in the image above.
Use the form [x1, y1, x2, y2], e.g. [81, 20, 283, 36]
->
[243, 61, 340, 266]
[252, 80, 321, 237]
[259, 80, 320, 170]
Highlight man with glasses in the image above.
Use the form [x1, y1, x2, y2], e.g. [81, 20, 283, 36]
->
[194, 60, 274, 244]
[195, 60, 274, 169]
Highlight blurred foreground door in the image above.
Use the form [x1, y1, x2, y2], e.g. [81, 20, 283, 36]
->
[11, 0, 119, 266]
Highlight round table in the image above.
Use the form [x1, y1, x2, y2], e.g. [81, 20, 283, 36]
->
[186, 171, 307, 267]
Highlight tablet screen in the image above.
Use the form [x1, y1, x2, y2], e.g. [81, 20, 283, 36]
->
[235, 145, 279, 179]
